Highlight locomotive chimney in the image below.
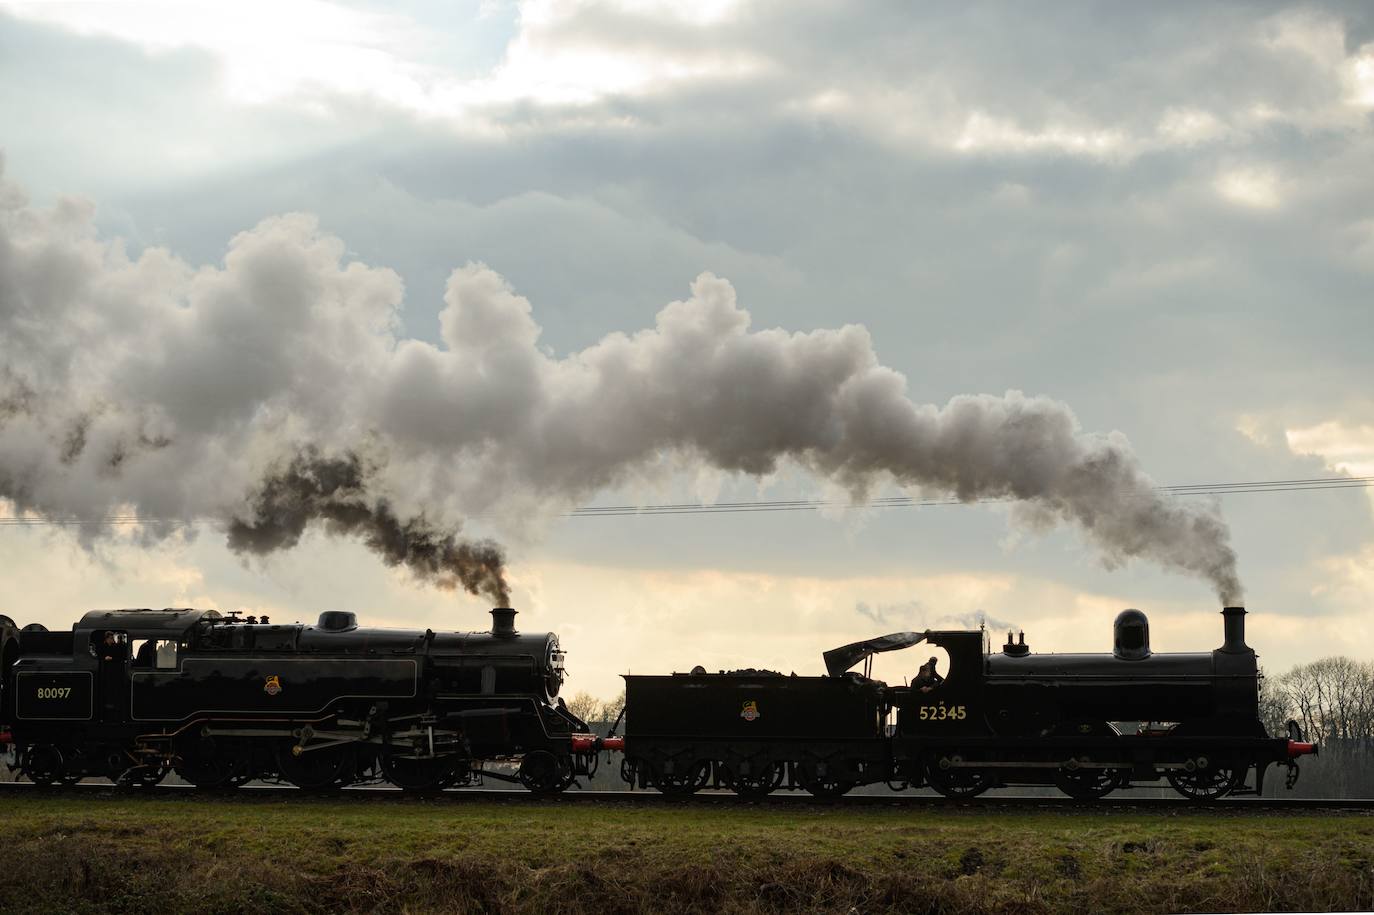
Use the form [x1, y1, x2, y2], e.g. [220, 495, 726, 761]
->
[1220, 606, 1249, 654]
[490, 607, 518, 638]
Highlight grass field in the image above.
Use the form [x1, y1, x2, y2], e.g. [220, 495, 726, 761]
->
[4, 791, 1373, 914]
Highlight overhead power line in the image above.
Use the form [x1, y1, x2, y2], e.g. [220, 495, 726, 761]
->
[566, 476, 1374, 517]
[0, 476, 1370, 527]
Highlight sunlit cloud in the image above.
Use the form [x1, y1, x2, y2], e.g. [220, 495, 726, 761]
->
[1214, 166, 1281, 209]
[1157, 107, 1228, 145]
[0, 0, 437, 107]
[1287, 422, 1374, 478]
[952, 111, 1126, 157]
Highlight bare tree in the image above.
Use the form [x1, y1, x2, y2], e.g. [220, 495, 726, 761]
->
[1257, 667, 1290, 738]
[1273, 657, 1374, 744]
[598, 691, 626, 727]
[565, 691, 601, 723]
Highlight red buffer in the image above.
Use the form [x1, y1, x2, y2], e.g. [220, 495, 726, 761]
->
[1287, 740, 1318, 759]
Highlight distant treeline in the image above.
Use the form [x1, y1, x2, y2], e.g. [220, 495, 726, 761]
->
[1259, 656, 1374, 798]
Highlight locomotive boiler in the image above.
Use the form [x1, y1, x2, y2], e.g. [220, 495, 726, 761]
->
[620, 606, 1318, 799]
[0, 606, 603, 792]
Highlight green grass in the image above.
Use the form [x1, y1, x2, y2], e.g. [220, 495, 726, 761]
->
[4, 792, 1373, 913]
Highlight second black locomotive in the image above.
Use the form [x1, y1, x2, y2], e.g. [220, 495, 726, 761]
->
[620, 606, 1317, 799]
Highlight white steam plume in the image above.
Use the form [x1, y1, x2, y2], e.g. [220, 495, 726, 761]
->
[0, 167, 1241, 602]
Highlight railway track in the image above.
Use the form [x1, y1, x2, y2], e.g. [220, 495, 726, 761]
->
[2, 779, 1371, 812]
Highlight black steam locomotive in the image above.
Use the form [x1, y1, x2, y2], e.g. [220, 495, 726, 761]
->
[620, 606, 1318, 799]
[0, 607, 602, 792]
[0, 602, 1318, 800]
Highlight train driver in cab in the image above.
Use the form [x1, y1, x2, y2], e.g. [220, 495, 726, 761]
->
[93, 630, 125, 662]
[913, 656, 944, 693]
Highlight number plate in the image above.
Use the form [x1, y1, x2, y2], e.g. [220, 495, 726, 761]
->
[917, 703, 968, 722]
[16, 672, 94, 720]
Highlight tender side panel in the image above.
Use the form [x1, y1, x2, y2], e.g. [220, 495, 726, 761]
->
[625, 674, 884, 741]
[15, 671, 94, 720]
[130, 657, 418, 721]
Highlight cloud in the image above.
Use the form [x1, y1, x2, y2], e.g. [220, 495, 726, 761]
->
[8, 0, 1374, 155]
[0, 164, 1252, 601]
[4, 0, 1374, 650]
[1215, 166, 1282, 209]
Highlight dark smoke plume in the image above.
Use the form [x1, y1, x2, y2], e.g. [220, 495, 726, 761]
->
[226, 450, 509, 605]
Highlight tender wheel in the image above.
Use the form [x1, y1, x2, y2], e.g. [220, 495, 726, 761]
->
[655, 760, 710, 797]
[802, 776, 853, 799]
[1055, 760, 1124, 800]
[276, 744, 356, 791]
[723, 761, 785, 799]
[926, 758, 993, 798]
[797, 762, 853, 799]
[1167, 764, 1240, 800]
[382, 752, 457, 793]
[519, 750, 573, 795]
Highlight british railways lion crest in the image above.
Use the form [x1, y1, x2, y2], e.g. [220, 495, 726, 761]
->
[740, 699, 760, 721]
[263, 674, 283, 696]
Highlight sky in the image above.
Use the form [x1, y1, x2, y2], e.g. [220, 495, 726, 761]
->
[1, 0, 1372, 699]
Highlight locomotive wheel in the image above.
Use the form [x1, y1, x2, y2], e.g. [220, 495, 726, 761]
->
[1054, 761, 1124, 800]
[175, 755, 242, 789]
[518, 750, 573, 794]
[23, 745, 66, 787]
[926, 758, 993, 799]
[1167, 765, 1240, 800]
[382, 752, 456, 793]
[656, 760, 710, 797]
[115, 765, 169, 788]
[276, 744, 357, 791]
[723, 761, 785, 799]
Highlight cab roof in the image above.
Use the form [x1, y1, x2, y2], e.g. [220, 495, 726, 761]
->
[76, 607, 220, 634]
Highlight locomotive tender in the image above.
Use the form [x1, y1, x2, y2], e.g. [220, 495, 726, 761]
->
[621, 606, 1318, 799]
[0, 607, 608, 792]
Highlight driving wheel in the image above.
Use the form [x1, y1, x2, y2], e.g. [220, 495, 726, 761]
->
[926, 757, 993, 798]
[1167, 763, 1240, 800]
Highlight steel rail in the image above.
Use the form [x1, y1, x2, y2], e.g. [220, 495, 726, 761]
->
[1, 780, 1370, 811]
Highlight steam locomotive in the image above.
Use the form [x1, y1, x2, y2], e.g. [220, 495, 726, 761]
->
[0, 607, 604, 792]
[0, 602, 1317, 800]
[620, 606, 1318, 799]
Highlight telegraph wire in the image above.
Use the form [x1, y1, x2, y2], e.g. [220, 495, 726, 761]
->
[0, 476, 1370, 526]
